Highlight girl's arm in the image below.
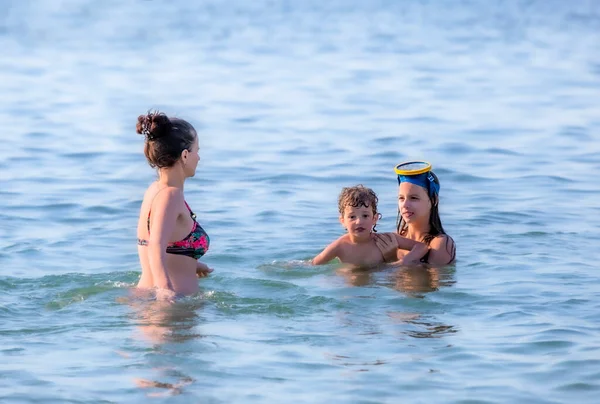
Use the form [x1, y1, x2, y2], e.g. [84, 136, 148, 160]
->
[393, 234, 429, 265]
[373, 233, 400, 263]
[312, 238, 341, 265]
[425, 235, 456, 266]
[147, 187, 182, 291]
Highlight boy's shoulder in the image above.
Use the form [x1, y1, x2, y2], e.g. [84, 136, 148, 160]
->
[335, 234, 352, 244]
[326, 234, 355, 253]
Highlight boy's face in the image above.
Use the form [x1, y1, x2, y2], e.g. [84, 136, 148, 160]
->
[339, 205, 378, 240]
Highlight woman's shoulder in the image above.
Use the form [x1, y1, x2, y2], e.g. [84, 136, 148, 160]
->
[144, 184, 185, 207]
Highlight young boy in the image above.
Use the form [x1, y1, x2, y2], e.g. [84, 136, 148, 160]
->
[312, 185, 428, 267]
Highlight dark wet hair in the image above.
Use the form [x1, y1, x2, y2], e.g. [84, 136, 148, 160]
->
[396, 171, 446, 245]
[136, 110, 197, 168]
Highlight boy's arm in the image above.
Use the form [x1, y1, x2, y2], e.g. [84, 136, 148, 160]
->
[393, 234, 429, 265]
[312, 238, 341, 265]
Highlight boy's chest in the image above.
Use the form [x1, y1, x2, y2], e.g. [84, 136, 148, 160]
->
[339, 242, 382, 266]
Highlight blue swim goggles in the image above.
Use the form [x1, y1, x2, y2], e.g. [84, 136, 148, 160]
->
[394, 161, 440, 198]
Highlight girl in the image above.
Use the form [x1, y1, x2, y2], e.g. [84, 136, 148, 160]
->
[375, 163, 456, 266]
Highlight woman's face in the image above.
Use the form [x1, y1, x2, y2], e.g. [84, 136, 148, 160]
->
[183, 135, 200, 177]
[398, 182, 432, 225]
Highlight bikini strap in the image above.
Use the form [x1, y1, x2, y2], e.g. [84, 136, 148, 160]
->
[184, 200, 196, 220]
[146, 186, 173, 234]
[184, 200, 191, 212]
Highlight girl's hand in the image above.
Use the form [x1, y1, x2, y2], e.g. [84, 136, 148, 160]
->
[373, 233, 400, 263]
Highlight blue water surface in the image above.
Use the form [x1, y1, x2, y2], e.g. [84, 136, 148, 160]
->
[1, 0, 600, 402]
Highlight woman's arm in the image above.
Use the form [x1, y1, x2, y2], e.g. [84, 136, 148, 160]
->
[312, 238, 341, 265]
[147, 187, 183, 290]
[425, 235, 456, 266]
[196, 261, 214, 277]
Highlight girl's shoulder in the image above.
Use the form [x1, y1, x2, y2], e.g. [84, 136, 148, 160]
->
[428, 233, 456, 265]
[430, 233, 454, 246]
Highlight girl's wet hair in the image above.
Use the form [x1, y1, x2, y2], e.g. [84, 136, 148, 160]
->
[136, 110, 197, 168]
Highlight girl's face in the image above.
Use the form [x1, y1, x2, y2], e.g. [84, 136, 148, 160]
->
[398, 182, 432, 225]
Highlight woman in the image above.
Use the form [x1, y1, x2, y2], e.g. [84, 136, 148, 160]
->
[375, 163, 456, 266]
[135, 111, 212, 299]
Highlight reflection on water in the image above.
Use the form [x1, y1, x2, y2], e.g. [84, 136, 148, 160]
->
[389, 312, 459, 339]
[390, 266, 458, 339]
[125, 290, 207, 397]
[336, 266, 375, 287]
[324, 352, 388, 375]
[393, 266, 456, 297]
[337, 265, 458, 339]
[134, 373, 194, 398]
[131, 295, 206, 345]
[337, 264, 456, 296]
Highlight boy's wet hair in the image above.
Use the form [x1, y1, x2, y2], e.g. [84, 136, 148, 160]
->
[338, 185, 379, 216]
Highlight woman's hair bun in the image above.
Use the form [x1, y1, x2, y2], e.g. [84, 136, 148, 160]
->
[136, 110, 172, 141]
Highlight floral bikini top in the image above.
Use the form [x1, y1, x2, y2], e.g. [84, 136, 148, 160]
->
[137, 201, 210, 260]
